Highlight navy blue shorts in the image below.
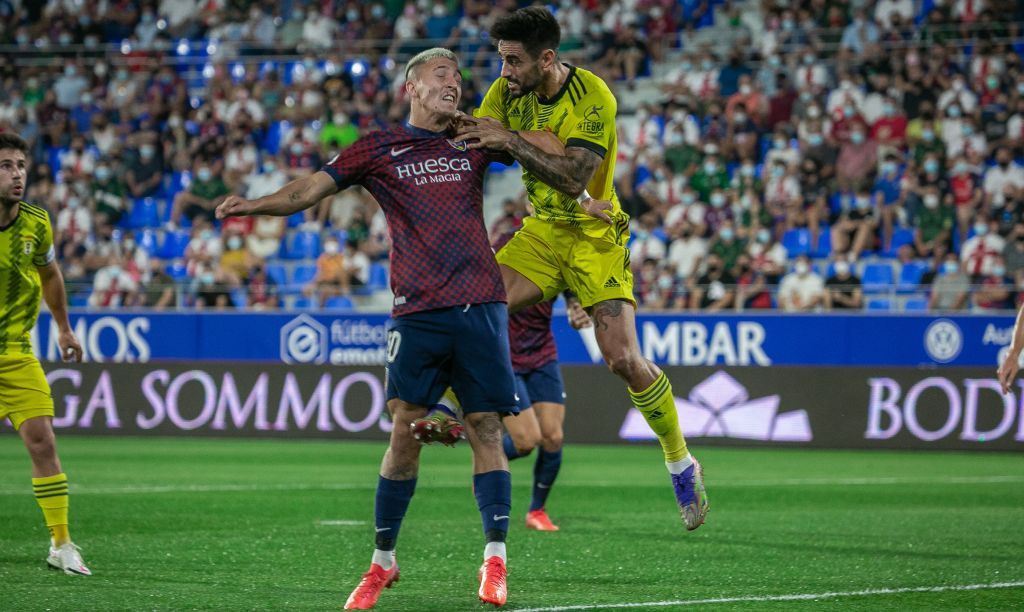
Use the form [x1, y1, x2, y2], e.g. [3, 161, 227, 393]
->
[386, 302, 519, 415]
[514, 360, 566, 411]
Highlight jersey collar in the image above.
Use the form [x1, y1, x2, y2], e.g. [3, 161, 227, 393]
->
[0, 202, 20, 232]
[536, 63, 576, 106]
[403, 121, 450, 138]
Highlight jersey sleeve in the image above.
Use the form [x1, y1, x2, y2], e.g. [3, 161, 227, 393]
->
[565, 88, 617, 160]
[319, 134, 380, 190]
[32, 214, 55, 267]
[474, 79, 508, 124]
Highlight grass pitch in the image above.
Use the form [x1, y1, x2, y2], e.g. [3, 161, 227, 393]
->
[1, 437, 1022, 611]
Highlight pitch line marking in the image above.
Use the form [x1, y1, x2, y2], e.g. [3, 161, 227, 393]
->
[0, 474, 1022, 496]
[315, 520, 367, 526]
[513, 580, 1024, 611]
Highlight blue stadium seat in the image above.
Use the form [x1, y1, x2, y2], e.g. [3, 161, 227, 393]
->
[866, 298, 892, 311]
[291, 264, 317, 289]
[230, 288, 248, 308]
[157, 230, 191, 259]
[861, 263, 895, 294]
[896, 261, 929, 294]
[161, 171, 191, 207]
[126, 197, 161, 229]
[884, 228, 915, 257]
[812, 225, 831, 258]
[265, 264, 287, 288]
[323, 295, 354, 310]
[286, 212, 305, 228]
[135, 229, 159, 256]
[367, 263, 389, 290]
[165, 261, 189, 279]
[262, 120, 290, 155]
[781, 228, 811, 257]
[292, 296, 315, 309]
[69, 291, 91, 307]
[904, 298, 929, 311]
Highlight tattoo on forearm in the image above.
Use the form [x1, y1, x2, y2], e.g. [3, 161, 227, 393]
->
[592, 299, 624, 332]
[508, 138, 602, 196]
[288, 190, 301, 202]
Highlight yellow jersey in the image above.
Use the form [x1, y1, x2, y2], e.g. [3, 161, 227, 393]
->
[476, 64, 620, 226]
[0, 202, 55, 355]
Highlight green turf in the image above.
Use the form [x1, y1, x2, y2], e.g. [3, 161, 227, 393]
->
[1, 437, 1022, 611]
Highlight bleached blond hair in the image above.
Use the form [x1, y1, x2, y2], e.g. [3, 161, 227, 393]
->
[404, 47, 459, 80]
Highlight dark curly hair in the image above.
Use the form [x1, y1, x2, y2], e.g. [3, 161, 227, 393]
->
[0, 132, 29, 155]
[489, 6, 561, 59]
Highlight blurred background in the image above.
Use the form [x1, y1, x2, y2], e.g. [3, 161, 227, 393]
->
[2, 0, 1024, 314]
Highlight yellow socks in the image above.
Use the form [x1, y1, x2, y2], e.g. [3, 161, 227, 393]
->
[629, 373, 688, 463]
[33, 473, 70, 545]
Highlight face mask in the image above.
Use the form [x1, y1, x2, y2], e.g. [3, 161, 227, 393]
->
[228, 237, 242, 250]
[974, 223, 988, 236]
[140, 145, 155, 159]
[200, 229, 214, 240]
[772, 166, 785, 178]
[807, 133, 823, 146]
[324, 242, 340, 255]
[1017, 82, 1024, 95]
[993, 266, 1007, 277]
[883, 103, 895, 117]
[803, 54, 814, 65]
[711, 194, 726, 208]
[954, 163, 969, 175]
[720, 227, 734, 241]
[943, 261, 960, 274]
[263, 161, 276, 173]
[733, 112, 747, 123]
[986, 76, 999, 90]
[948, 106, 962, 118]
[740, 84, 752, 95]
[200, 272, 215, 284]
[757, 229, 771, 243]
[807, 105, 822, 118]
[769, 56, 781, 67]
[197, 168, 212, 182]
[371, 5, 385, 19]
[924, 194, 940, 208]
[834, 261, 850, 276]
[952, 80, 964, 92]
[701, 60, 714, 71]
[922, 129, 935, 142]
[681, 193, 695, 205]
[291, 143, 304, 155]
[882, 162, 897, 175]
[782, 18, 795, 30]
[657, 275, 674, 290]
[704, 162, 717, 174]
[850, 132, 865, 144]
[856, 196, 871, 209]
[924, 159, 939, 174]
[773, 138, 786, 150]
[741, 165, 755, 177]
[795, 261, 810, 275]
[67, 197, 81, 209]
[346, 9, 359, 21]
[679, 62, 692, 72]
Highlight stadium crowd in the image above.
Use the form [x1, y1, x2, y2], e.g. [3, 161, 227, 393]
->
[2, 0, 1024, 312]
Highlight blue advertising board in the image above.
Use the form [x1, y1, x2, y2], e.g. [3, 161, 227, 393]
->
[33, 311, 1016, 367]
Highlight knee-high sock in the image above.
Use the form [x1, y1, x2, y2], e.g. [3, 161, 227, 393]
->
[33, 473, 69, 545]
[529, 448, 562, 512]
[628, 372, 688, 463]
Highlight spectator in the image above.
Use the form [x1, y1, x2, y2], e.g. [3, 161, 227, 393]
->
[913, 187, 955, 258]
[89, 258, 139, 308]
[245, 262, 279, 310]
[873, 152, 906, 251]
[961, 217, 1005, 276]
[972, 256, 1013, 311]
[140, 258, 176, 309]
[125, 142, 163, 198]
[689, 254, 735, 311]
[220, 232, 252, 284]
[778, 255, 824, 312]
[824, 260, 864, 310]
[169, 163, 231, 227]
[629, 212, 667, 266]
[89, 161, 126, 226]
[949, 157, 984, 242]
[60, 135, 96, 182]
[304, 236, 352, 299]
[1004, 223, 1024, 281]
[192, 263, 234, 310]
[831, 185, 879, 261]
[734, 253, 772, 310]
[665, 224, 707, 281]
[55, 196, 92, 252]
[708, 221, 744, 271]
[840, 9, 880, 55]
[836, 126, 877, 190]
[984, 147, 1024, 210]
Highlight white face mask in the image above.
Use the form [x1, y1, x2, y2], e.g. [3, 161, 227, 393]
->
[324, 242, 340, 255]
[795, 261, 810, 275]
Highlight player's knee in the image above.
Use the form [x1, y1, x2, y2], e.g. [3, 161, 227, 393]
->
[512, 430, 541, 456]
[23, 430, 56, 461]
[466, 412, 504, 445]
[542, 430, 563, 451]
[605, 350, 645, 381]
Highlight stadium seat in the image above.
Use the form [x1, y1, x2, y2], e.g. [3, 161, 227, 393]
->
[281, 231, 321, 260]
[884, 228, 915, 257]
[265, 264, 287, 288]
[286, 212, 305, 228]
[135, 229, 159, 256]
[896, 261, 929, 294]
[323, 295, 354, 310]
[292, 296, 315, 309]
[367, 263, 389, 290]
[69, 291, 90, 307]
[291, 264, 317, 291]
[165, 261, 189, 279]
[904, 298, 929, 311]
[157, 230, 191, 259]
[861, 263, 895, 294]
[781, 228, 811, 257]
[866, 298, 892, 311]
[126, 197, 161, 229]
[230, 288, 247, 308]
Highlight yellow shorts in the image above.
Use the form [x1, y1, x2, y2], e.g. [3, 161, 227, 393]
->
[0, 354, 54, 431]
[496, 214, 636, 309]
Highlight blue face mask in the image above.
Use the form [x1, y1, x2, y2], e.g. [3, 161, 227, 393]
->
[924, 160, 939, 174]
[772, 166, 785, 178]
[808, 133, 823, 146]
[850, 132, 865, 144]
[943, 261, 959, 274]
[720, 228, 734, 241]
[922, 129, 935, 142]
[757, 229, 771, 243]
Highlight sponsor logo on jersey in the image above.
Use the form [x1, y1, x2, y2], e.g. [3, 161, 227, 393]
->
[584, 104, 603, 121]
[395, 157, 473, 184]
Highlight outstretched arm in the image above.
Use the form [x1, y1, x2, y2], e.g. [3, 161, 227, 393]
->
[216, 171, 338, 219]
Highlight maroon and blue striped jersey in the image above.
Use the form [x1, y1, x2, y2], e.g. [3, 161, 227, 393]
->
[508, 297, 558, 373]
[321, 123, 510, 317]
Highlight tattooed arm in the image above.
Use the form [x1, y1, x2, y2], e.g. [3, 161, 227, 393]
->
[506, 136, 603, 197]
[216, 171, 338, 219]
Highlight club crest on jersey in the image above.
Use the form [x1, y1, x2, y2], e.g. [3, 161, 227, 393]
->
[446, 139, 468, 152]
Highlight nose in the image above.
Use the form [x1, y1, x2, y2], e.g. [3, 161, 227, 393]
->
[500, 62, 512, 79]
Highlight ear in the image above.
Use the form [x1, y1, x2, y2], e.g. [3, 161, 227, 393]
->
[540, 48, 556, 70]
[404, 78, 417, 100]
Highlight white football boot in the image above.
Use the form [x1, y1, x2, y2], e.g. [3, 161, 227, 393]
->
[47, 541, 92, 576]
